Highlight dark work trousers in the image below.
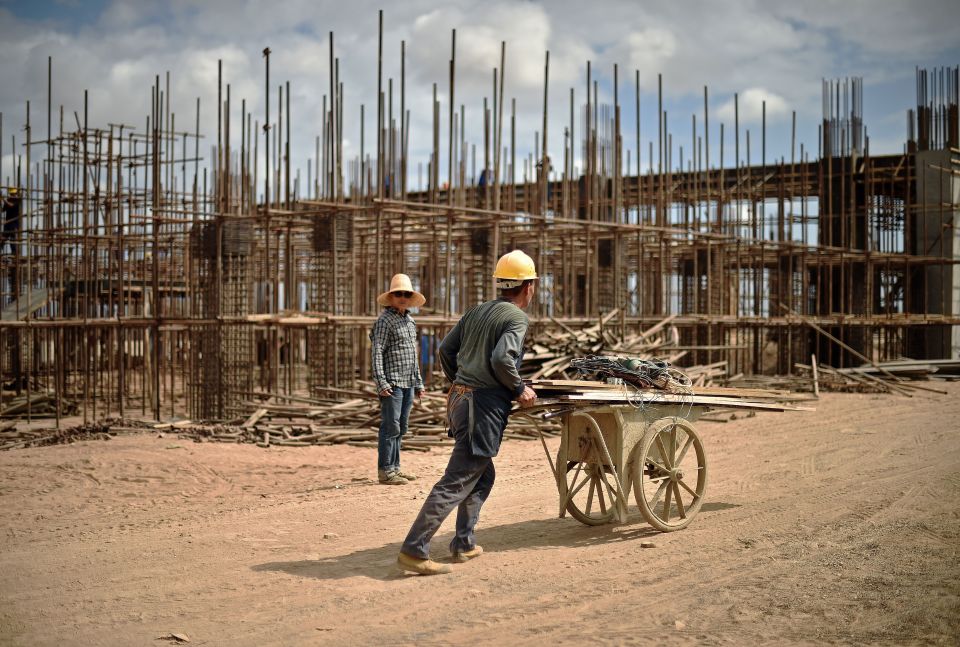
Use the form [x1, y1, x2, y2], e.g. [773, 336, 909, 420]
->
[401, 390, 496, 559]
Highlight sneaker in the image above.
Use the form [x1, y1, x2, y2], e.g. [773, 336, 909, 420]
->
[377, 470, 407, 485]
[397, 552, 452, 575]
[395, 470, 417, 481]
[452, 545, 483, 563]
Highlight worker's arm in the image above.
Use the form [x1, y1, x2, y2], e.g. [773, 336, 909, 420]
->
[437, 319, 463, 383]
[491, 319, 527, 398]
[413, 323, 425, 392]
[370, 317, 391, 394]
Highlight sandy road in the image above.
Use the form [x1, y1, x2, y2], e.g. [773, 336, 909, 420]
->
[1, 384, 959, 646]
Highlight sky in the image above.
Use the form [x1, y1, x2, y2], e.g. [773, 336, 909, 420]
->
[0, 0, 957, 194]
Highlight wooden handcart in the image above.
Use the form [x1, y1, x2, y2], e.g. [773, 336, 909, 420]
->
[525, 381, 812, 532]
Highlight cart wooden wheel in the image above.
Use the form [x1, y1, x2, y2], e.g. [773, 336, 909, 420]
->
[630, 417, 707, 532]
[556, 412, 622, 526]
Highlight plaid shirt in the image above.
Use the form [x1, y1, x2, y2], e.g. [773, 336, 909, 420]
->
[370, 307, 424, 392]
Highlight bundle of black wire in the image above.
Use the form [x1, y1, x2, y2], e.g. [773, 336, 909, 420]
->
[570, 355, 675, 390]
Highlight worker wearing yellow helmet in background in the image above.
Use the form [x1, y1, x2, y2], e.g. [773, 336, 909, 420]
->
[397, 250, 538, 575]
[2, 187, 22, 254]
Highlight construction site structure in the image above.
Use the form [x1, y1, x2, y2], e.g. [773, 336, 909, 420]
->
[0, 24, 957, 424]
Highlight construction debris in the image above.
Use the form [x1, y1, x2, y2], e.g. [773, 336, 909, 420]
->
[792, 358, 954, 396]
[0, 418, 150, 451]
[0, 393, 78, 419]
[0, 388, 561, 451]
[523, 311, 732, 388]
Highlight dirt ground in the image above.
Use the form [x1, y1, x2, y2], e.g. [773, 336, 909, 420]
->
[1, 384, 959, 646]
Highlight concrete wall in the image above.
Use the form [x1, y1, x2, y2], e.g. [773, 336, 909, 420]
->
[914, 150, 960, 359]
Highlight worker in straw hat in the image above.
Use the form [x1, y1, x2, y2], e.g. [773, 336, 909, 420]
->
[371, 273, 427, 485]
[397, 250, 538, 575]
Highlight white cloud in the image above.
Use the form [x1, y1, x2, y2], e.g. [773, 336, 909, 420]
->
[408, 3, 555, 93]
[717, 88, 791, 124]
[622, 28, 677, 84]
[0, 0, 956, 186]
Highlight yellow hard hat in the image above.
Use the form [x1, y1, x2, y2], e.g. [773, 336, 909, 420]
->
[493, 250, 537, 288]
[8, 187, 18, 196]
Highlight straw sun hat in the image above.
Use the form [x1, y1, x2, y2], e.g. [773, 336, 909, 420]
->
[377, 273, 426, 308]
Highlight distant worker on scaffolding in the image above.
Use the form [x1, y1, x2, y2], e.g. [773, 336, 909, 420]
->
[1, 187, 21, 255]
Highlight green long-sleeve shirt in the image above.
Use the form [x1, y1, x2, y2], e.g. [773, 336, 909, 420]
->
[437, 298, 528, 398]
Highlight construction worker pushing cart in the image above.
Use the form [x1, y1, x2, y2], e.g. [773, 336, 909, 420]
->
[397, 250, 539, 575]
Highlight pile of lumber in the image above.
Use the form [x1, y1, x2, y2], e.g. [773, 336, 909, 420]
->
[0, 388, 562, 451]
[831, 359, 960, 380]
[684, 361, 730, 387]
[794, 360, 948, 397]
[524, 310, 726, 385]
[725, 374, 816, 392]
[777, 307, 954, 393]
[0, 418, 149, 451]
[0, 392, 78, 418]
[143, 384, 560, 450]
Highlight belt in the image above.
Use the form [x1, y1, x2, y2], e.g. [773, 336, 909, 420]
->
[450, 384, 474, 394]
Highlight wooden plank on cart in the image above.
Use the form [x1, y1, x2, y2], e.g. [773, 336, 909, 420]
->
[558, 391, 814, 412]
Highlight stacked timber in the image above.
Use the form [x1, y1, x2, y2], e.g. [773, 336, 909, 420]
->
[0, 392, 78, 418]
[524, 310, 723, 385]
[725, 374, 816, 392]
[0, 418, 150, 450]
[794, 360, 949, 397]
[135, 385, 560, 451]
[832, 359, 960, 380]
[520, 378, 812, 416]
[685, 362, 731, 386]
[0, 381, 565, 452]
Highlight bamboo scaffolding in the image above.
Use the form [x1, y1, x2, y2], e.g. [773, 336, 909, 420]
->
[0, 46, 956, 425]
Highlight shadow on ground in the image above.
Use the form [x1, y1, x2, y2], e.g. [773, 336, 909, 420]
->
[253, 501, 740, 582]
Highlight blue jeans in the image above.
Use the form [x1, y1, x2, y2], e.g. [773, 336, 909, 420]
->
[378, 386, 415, 472]
[401, 390, 496, 559]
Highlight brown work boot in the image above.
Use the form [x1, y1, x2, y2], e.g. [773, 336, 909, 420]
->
[378, 470, 407, 485]
[452, 545, 483, 563]
[397, 552, 452, 575]
[395, 469, 417, 481]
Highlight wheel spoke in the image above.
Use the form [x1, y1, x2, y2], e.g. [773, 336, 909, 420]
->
[673, 482, 686, 519]
[596, 464, 615, 493]
[595, 475, 607, 514]
[568, 460, 585, 491]
[669, 425, 678, 465]
[675, 435, 694, 466]
[655, 434, 673, 468]
[647, 458, 671, 475]
[585, 475, 596, 513]
[596, 468, 617, 510]
[648, 478, 668, 509]
[678, 476, 699, 499]
[568, 465, 592, 499]
[662, 479, 673, 521]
